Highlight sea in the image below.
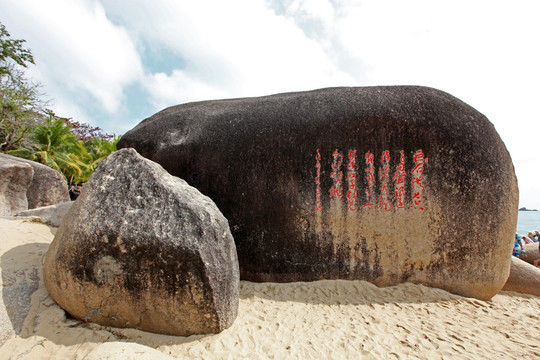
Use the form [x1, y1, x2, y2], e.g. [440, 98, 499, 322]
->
[516, 210, 540, 235]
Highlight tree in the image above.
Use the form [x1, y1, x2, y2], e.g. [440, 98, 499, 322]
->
[63, 116, 118, 181]
[66, 118, 114, 142]
[0, 64, 43, 152]
[0, 22, 42, 153]
[82, 135, 120, 179]
[0, 23, 34, 75]
[1, 23, 119, 181]
[10, 112, 90, 183]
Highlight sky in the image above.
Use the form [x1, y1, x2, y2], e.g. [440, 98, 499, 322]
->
[1, 0, 539, 209]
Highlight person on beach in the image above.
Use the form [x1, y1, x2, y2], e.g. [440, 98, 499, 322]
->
[69, 183, 82, 201]
[513, 234, 524, 258]
[522, 235, 534, 244]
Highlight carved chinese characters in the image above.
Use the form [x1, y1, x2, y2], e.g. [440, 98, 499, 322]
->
[377, 150, 392, 211]
[364, 152, 376, 207]
[329, 150, 344, 198]
[393, 151, 406, 209]
[316, 148, 428, 212]
[315, 149, 323, 212]
[411, 150, 427, 210]
[346, 150, 358, 211]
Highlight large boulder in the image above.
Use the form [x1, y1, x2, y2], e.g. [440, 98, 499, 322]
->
[0, 156, 33, 216]
[43, 148, 239, 336]
[118, 86, 518, 300]
[0, 154, 69, 209]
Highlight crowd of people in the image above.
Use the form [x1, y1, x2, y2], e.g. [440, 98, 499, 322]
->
[513, 230, 540, 267]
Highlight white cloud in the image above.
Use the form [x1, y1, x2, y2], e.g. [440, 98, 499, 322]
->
[1, 0, 539, 207]
[1, 0, 144, 114]
[101, 0, 356, 102]
[272, 0, 335, 38]
[326, 0, 540, 208]
[145, 70, 228, 110]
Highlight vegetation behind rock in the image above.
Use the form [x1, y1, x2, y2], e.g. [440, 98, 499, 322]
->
[0, 22, 117, 184]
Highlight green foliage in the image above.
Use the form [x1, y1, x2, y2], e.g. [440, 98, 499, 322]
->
[2, 22, 119, 182]
[10, 113, 89, 182]
[10, 113, 119, 184]
[85, 135, 120, 167]
[78, 135, 119, 182]
[0, 22, 42, 153]
[0, 64, 43, 152]
[0, 23, 34, 75]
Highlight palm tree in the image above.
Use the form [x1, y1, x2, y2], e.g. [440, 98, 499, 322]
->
[82, 135, 120, 180]
[10, 113, 90, 183]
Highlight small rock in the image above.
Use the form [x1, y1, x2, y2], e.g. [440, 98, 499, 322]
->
[16, 201, 74, 227]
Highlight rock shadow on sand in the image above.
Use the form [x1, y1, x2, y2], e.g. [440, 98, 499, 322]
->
[1, 243, 49, 342]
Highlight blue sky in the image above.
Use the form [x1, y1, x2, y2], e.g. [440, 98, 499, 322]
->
[1, 0, 540, 209]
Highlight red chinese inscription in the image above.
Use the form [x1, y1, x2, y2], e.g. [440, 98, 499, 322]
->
[346, 150, 358, 211]
[411, 150, 427, 210]
[329, 149, 344, 198]
[315, 149, 323, 212]
[364, 151, 375, 208]
[314, 148, 428, 212]
[393, 150, 406, 209]
[377, 150, 392, 211]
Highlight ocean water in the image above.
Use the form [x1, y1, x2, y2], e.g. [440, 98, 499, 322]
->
[516, 211, 540, 236]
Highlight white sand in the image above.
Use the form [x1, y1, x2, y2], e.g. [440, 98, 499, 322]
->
[1, 218, 539, 359]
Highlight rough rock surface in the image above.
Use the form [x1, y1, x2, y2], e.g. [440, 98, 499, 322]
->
[502, 256, 540, 296]
[43, 148, 239, 336]
[16, 201, 74, 227]
[118, 86, 518, 300]
[0, 156, 33, 216]
[0, 154, 69, 216]
[0, 154, 69, 209]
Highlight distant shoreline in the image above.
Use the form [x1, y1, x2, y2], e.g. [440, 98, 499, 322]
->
[519, 207, 538, 212]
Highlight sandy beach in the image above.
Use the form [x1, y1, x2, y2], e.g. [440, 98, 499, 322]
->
[1, 218, 539, 359]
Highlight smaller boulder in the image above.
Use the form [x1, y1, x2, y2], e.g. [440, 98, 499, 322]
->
[502, 256, 540, 296]
[43, 148, 239, 336]
[16, 201, 74, 227]
[0, 156, 33, 216]
[0, 154, 69, 209]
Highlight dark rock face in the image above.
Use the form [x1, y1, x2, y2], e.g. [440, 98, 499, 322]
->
[0, 156, 33, 216]
[0, 154, 69, 213]
[43, 148, 239, 336]
[118, 86, 518, 300]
